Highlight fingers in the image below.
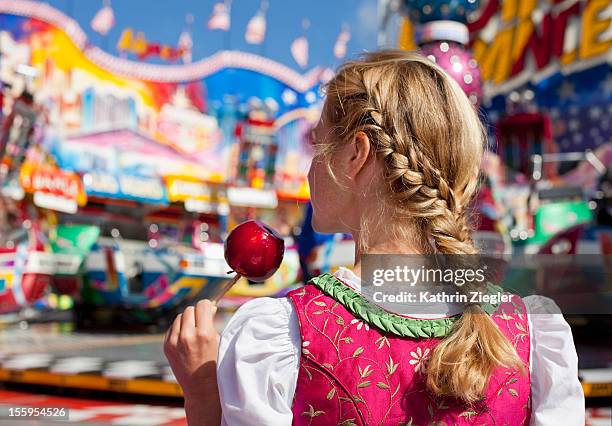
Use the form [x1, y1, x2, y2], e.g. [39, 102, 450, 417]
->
[180, 306, 196, 341]
[164, 302, 218, 360]
[164, 312, 182, 353]
[195, 299, 217, 329]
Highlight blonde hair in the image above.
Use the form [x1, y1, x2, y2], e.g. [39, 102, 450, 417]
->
[320, 50, 524, 403]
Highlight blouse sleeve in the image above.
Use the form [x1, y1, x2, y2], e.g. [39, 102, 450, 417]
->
[524, 295, 585, 426]
[217, 297, 301, 426]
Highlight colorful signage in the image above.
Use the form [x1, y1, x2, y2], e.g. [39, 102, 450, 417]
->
[166, 177, 226, 202]
[166, 177, 228, 214]
[83, 172, 168, 205]
[462, 0, 612, 154]
[469, 0, 611, 95]
[19, 162, 87, 213]
[227, 187, 278, 209]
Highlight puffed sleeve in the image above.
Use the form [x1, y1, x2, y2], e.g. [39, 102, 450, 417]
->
[217, 297, 301, 426]
[524, 295, 585, 426]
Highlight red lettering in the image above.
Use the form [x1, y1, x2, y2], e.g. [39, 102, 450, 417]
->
[552, 1, 581, 58]
[511, 14, 553, 76]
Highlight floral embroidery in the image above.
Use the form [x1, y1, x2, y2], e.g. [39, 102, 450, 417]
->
[302, 404, 324, 420]
[459, 409, 478, 419]
[386, 354, 399, 376]
[408, 347, 431, 374]
[358, 364, 374, 378]
[497, 373, 521, 398]
[288, 277, 531, 426]
[350, 318, 370, 331]
[513, 322, 529, 346]
[375, 335, 390, 350]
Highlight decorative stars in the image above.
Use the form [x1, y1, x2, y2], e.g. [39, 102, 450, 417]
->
[589, 106, 602, 120]
[550, 99, 611, 154]
[568, 118, 580, 132]
[557, 80, 577, 101]
[549, 108, 560, 119]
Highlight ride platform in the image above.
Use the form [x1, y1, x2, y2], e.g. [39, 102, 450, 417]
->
[0, 315, 227, 399]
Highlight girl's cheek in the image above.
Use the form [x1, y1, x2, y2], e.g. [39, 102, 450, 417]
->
[307, 162, 315, 191]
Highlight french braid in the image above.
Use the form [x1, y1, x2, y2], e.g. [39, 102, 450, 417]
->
[367, 112, 477, 255]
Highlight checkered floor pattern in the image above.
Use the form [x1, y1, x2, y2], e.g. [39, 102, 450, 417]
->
[0, 353, 176, 382]
[0, 390, 186, 425]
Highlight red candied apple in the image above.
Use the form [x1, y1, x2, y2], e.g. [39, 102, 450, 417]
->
[224, 220, 284, 282]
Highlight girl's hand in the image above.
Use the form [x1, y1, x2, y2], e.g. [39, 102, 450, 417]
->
[163, 299, 220, 402]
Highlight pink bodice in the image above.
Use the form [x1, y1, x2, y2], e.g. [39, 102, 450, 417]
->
[287, 278, 531, 426]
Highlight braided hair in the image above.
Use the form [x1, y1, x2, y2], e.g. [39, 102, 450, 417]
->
[320, 50, 524, 403]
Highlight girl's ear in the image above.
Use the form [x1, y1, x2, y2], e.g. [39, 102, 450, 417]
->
[345, 131, 372, 180]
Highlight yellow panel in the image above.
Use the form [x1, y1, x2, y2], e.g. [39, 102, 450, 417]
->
[398, 17, 416, 51]
[8, 370, 63, 386]
[63, 374, 110, 391]
[582, 382, 612, 398]
[127, 379, 183, 397]
[0, 368, 9, 381]
[0, 368, 183, 397]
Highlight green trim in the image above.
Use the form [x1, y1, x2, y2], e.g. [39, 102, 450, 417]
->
[308, 273, 503, 339]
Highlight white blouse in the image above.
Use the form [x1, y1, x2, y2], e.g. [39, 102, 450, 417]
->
[217, 268, 585, 426]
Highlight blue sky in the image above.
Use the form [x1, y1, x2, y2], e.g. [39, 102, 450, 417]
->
[36, 0, 379, 72]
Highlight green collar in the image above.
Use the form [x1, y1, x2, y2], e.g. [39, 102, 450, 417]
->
[308, 273, 503, 338]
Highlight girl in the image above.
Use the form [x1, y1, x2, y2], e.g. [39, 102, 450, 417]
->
[164, 50, 584, 425]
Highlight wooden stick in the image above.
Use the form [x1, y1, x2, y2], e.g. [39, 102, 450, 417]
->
[210, 274, 242, 302]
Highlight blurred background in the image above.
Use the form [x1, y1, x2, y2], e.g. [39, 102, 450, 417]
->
[0, 0, 609, 424]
